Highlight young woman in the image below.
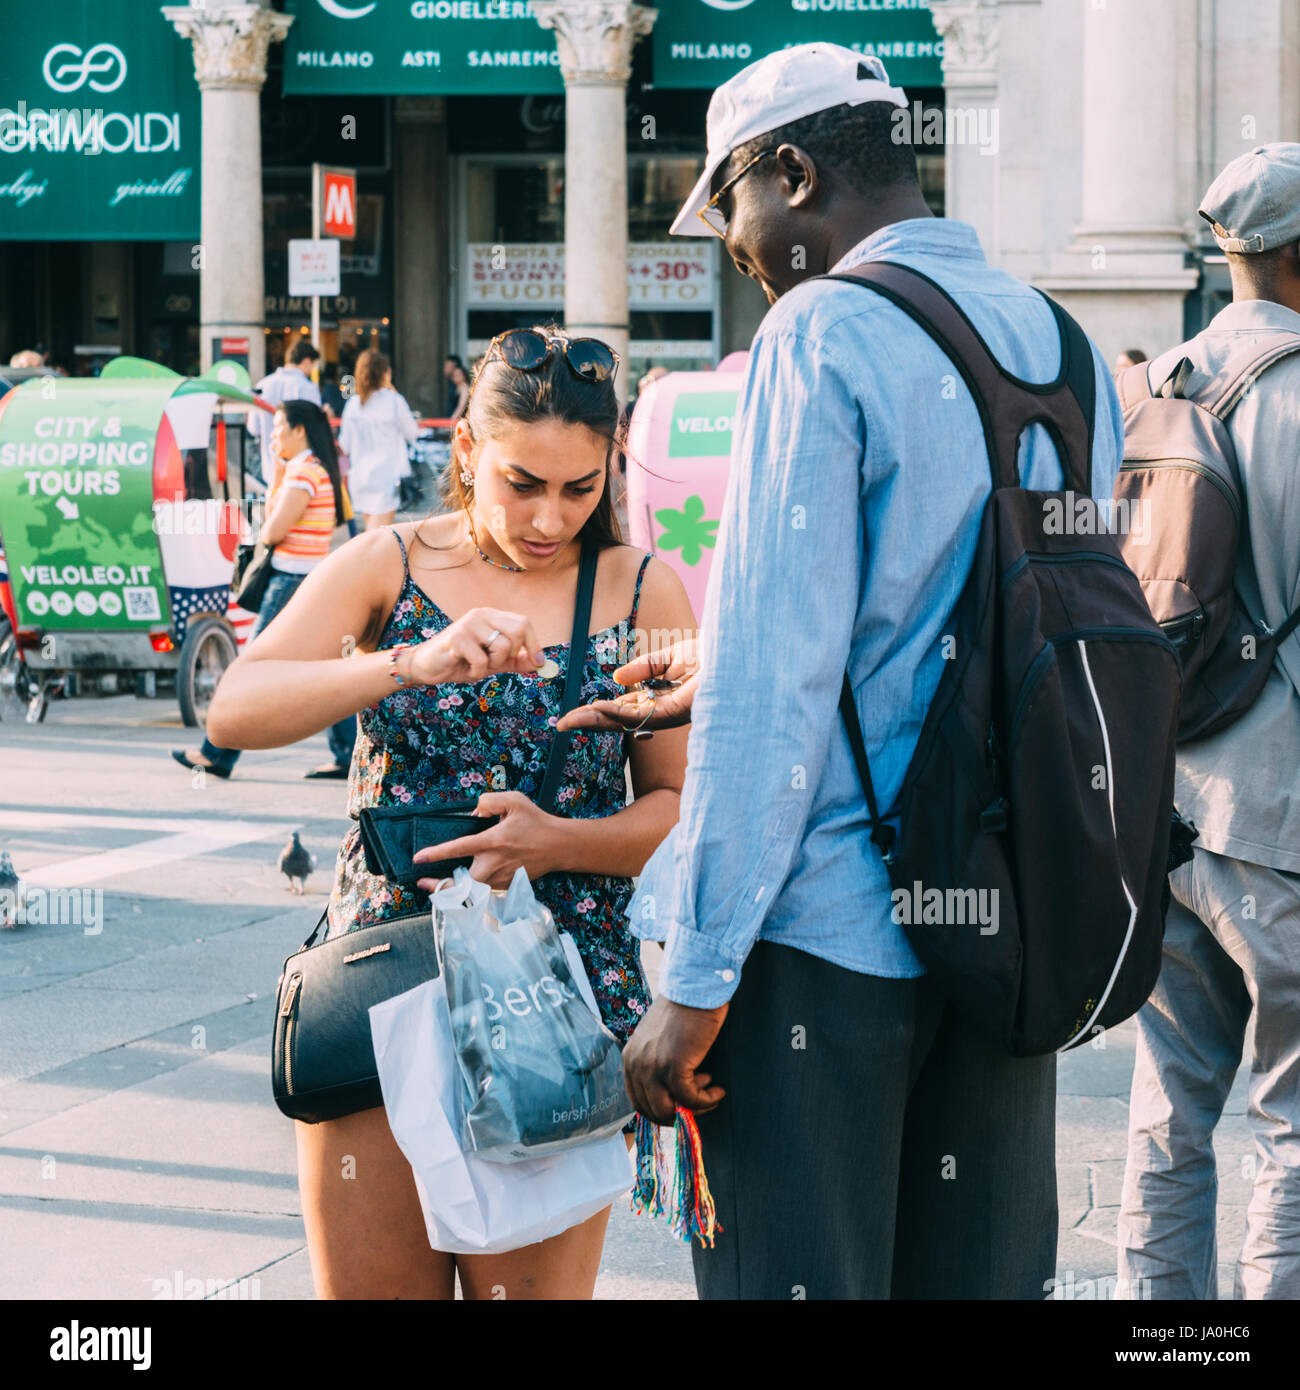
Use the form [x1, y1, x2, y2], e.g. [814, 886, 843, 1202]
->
[204, 325, 697, 1299]
[339, 349, 419, 530]
[173, 399, 357, 780]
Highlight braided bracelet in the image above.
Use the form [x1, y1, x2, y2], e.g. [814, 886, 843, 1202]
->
[388, 644, 418, 686]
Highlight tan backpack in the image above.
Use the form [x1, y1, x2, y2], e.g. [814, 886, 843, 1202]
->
[1113, 337, 1300, 742]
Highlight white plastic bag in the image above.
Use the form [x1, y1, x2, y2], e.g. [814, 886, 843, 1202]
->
[369, 942, 634, 1255]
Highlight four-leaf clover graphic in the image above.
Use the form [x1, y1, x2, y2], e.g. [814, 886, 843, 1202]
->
[654, 494, 718, 567]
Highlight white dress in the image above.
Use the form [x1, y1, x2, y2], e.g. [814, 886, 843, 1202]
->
[338, 387, 419, 514]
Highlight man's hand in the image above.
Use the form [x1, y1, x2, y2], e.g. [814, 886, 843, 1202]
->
[555, 638, 700, 734]
[623, 994, 729, 1124]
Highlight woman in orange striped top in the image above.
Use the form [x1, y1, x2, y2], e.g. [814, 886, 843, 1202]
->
[173, 400, 357, 780]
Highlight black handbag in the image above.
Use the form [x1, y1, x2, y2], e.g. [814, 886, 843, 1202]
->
[232, 542, 276, 614]
[271, 541, 599, 1124]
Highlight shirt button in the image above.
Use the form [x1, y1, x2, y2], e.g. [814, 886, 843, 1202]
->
[719, 969, 735, 983]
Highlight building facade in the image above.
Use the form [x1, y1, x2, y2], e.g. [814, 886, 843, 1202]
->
[2, 1, 1296, 408]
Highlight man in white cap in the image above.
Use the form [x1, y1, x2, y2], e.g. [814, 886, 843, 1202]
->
[562, 43, 1123, 1297]
[1118, 143, 1300, 1300]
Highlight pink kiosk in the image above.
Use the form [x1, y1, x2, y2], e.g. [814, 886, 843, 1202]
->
[624, 351, 748, 619]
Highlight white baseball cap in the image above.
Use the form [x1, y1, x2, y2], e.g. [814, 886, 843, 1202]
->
[669, 43, 909, 237]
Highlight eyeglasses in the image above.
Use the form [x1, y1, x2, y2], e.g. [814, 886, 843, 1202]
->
[481, 328, 620, 384]
[698, 148, 778, 238]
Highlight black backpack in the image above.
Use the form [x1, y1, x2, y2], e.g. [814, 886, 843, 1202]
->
[817, 263, 1185, 1057]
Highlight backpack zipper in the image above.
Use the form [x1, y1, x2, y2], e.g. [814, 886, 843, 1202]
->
[1159, 610, 1207, 650]
[1000, 549, 1135, 591]
[1049, 625, 1178, 655]
[1008, 645, 1057, 745]
[1119, 457, 1240, 526]
[1007, 625, 1177, 747]
[1058, 639, 1140, 1050]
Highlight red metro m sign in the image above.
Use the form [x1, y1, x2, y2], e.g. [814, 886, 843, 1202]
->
[322, 169, 356, 240]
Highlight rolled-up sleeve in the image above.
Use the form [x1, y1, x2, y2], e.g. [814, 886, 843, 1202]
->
[639, 326, 866, 1007]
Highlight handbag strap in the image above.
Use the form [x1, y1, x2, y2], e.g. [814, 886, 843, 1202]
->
[300, 908, 329, 950]
[536, 541, 599, 815]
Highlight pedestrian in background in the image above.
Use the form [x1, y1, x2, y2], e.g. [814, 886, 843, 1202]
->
[249, 339, 321, 485]
[1115, 346, 1148, 370]
[339, 350, 418, 530]
[1118, 144, 1300, 1301]
[172, 400, 357, 781]
[319, 361, 346, 418]
[447, 362, 471, 425]
[442, 353, 465, 417]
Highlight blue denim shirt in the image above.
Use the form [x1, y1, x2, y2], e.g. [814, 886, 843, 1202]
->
[628, 218, 1124, 1009]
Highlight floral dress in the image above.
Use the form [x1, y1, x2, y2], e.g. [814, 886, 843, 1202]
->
[325, 529, 654, 1043]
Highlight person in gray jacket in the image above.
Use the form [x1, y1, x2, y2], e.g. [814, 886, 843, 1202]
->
[1118, 143, 1300, 1300]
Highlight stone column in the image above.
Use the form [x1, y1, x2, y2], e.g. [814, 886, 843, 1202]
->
[532, 1, 657, 406]
[1035, 0, 1196, 359]
[930, 0, 1001, 257]
[163, 2, 292, 381]
[394, 97, 449, 416]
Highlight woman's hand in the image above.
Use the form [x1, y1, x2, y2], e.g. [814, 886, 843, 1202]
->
[414, 790, 563, 891]
[405, 608, 546, 686]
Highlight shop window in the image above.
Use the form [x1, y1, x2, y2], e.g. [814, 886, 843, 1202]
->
[465, 160, 565, 243]
[458, 153, 719, 372]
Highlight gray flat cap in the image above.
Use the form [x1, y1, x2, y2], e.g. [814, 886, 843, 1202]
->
[1198, 142, 1300, 253]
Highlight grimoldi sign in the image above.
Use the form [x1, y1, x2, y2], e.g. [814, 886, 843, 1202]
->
[0, 6, 200, 240]
[655, 0, 943, 88]
[283, 0, 563, 96]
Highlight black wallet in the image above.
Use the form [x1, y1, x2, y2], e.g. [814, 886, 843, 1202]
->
[357, 802, 500, 888]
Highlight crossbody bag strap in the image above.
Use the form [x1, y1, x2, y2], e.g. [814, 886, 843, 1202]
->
[839, 675, 897, 865]
[536, 541, 599, 814]
[300, 908, 329, 950]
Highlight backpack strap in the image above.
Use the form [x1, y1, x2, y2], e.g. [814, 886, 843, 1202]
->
[839, 676, 896, 865]
[1201, 335, 1300, 420]
[816, 261, 1098, 864]
[814, 261, 1096, 493]
[1272, 609, 1300, 646]
[1114, 359, 1156, 413]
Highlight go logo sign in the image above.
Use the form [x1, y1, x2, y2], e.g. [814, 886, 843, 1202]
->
[43, 43, 128, 94]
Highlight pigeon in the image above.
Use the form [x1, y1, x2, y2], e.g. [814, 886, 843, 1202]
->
[278, 831, 316, 895]
[0, 851, 21, 928]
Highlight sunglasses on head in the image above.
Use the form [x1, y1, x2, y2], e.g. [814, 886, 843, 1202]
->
[483, 329, 620, 384]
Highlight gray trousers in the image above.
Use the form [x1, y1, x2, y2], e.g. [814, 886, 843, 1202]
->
[1118, 846, 1300, 1299]
[689, 941, 1058, 1299]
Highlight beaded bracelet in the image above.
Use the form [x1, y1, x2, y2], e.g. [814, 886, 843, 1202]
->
[388, 643, 418, 686]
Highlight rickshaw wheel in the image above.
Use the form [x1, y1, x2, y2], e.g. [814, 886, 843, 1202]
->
[178, 617, 238, 729]
[0, 617, 36, 723]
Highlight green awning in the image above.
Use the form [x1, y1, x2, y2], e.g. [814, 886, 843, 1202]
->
[0, 2, 200, 241]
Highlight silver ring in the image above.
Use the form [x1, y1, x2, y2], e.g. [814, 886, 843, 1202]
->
[483, 628, 502, 649]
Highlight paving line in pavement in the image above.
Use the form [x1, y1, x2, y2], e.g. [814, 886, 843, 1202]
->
[0, 815, 292, 888]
